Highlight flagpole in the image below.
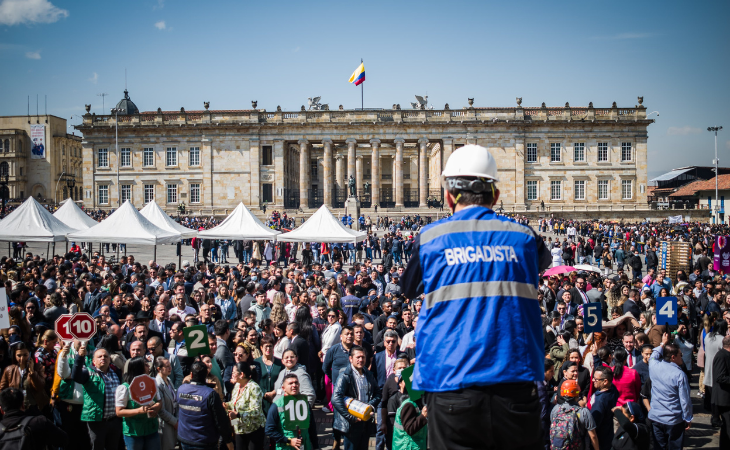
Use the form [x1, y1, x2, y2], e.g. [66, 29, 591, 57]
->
[361, 58, 364, 110]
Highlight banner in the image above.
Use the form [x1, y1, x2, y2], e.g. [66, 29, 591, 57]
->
[714, 235, 730, 272]
[0, 288, 8, 329]
[30, 124, 45, 159]
[668, 215, 683, 224]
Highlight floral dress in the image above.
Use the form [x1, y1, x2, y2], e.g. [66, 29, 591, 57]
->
[226, 381, 266, 435]
[34, 347, 56, 389]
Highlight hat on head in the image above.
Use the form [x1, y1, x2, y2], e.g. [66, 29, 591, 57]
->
[182, 260, 190, 268]
[136, 310, 151, 321]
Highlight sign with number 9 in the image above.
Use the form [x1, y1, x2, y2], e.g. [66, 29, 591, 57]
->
[656, 297, 678, 326]
[583, 303, 602, 334]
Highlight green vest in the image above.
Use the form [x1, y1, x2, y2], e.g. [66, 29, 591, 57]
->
[121, 383, 159, 437]
[393, 398, 427, 450]
[79, 367, 108, 422]
[273, 395, 312, 450]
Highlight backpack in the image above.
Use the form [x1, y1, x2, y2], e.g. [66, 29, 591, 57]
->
[0, 416, 34, 450]
[550, 404, 583, 450]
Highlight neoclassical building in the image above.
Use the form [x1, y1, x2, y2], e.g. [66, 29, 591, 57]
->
[77, 92, 652, 215]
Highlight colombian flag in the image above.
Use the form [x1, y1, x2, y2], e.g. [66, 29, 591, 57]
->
[349, 63, 365, 86]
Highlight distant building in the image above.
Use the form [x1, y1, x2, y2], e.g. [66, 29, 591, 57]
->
[669, 174, 729, 224]
[649, 166, 730, 210]
[0, 115, 83, 204]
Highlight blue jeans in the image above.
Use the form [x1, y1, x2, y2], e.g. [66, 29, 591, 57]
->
[180, 442, 217, 450]
[375, 407, 385, 450]
[123, 433, 161, 450]
[652, 421, 685, 450]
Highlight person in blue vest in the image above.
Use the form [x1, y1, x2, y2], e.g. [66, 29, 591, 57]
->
[177, 361, 234, 450]
[401, 144, 552, 450]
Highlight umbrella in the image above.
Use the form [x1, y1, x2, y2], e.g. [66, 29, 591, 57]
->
[573, 264, 600, 273]
[542, 265, 577, 277]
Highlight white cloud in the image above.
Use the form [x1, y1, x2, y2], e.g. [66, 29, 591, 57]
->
[153, 0, 164, 10]
[0, 0, 69, 26]
[154, 20, 166, 30]
[88, 72, 98, 84]
[667, 126, 703, 136]
[25, 50, 40, 59]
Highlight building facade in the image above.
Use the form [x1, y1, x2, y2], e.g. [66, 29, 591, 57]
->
[77, 92, 652, 215]
[0, 115, 83, 204]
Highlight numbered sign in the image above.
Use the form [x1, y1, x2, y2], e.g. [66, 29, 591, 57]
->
[183, 324, 211, 358]
[129, 374, 157, 406]
[68, 313, 97, 341]
[583, 304, 602, 334]
[400, 364, 424, 402]
[282, 395, 310, 431]
[55, 314, 74, 343]
[656, 296, 678, 326]
[0, 287, 8, 329]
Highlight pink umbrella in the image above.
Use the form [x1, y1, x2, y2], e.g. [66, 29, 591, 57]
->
[542, 265, 577, 277]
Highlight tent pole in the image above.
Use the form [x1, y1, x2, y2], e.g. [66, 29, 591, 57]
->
[154, 245, 157, 262]
[46, 242, 49, 259]
[178, 241, 181, 269]
[65, 241, 68, 254]
[52, 242, 55, 258]
[8, 242, 10, 257]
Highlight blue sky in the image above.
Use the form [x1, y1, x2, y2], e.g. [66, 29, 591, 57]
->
[1, 0, 728, 178]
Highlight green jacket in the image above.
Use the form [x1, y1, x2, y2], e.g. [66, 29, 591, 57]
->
[121, 383, 159, 437]
[393, 398, 427, 450]
[71, 354, 121, 422]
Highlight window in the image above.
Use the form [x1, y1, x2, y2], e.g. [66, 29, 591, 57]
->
[167, 184, 178, 203]
[120, 148, 131, 167]
[166, 147, 177, 167]
[526, 180, 537, 200]
[19, 167, 22, 176]
[310, 161, 318, 179]
[144, 184, 155, 203]
[143, 148, 154, 166]
[262, 184, 273, 203]
[63, 187, 67, 198]
[573, 143, 585, 162]
[98, 148, 108, 168]
[550, 143, 561, 162]
[526, 143, 537, 163]
[0, 140, 3, 151]
[98, 185, 109, 204]
[621, 142, 632, 161]
[622, 180, 633, 199]
[0, 162, 7, 177]
[598, 143, 608, 162]
[550, 180, 562, 200]
[121, 184, 131, 203]
[189, 147, 200, 166]
[62, 146, 65, 156]
[190, 183, 201, 203]
[574, 180, 585, 200]
[598, 180, 609, 200]
[262, 145, 273, 166]
[4, 139, 9, 152]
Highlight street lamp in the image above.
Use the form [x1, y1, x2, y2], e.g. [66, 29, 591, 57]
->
[111, 107, 123, 206]
[0, 170, 9, 218]
[707, 126, 723, 223]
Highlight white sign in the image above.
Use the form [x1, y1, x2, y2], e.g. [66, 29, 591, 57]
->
[0, 288, 9, 329]
[668, 215, 683, 224]
[30, 124, 46, 159]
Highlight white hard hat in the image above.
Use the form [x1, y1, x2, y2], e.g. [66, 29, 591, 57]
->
[441, 144, 499, 182]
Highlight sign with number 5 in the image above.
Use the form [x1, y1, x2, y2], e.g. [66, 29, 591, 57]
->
[656, 297, 678, 326]
[183, 324, 211, 358]
[583, 303, 602, 334]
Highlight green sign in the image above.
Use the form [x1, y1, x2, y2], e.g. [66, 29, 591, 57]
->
[282, 395, 310, 431]
[401, 365, 424, 402]
[183, 325, 211, 358]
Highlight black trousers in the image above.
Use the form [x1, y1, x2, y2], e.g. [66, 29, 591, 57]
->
[56, 400, 91, 450]
[718, 406, 730, 450]
[425, 382, 542, 450]
[234, 427, 264, 450]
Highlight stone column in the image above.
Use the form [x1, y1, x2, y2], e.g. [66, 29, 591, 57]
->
[394, 138, 405, 207]
[298, 139, 309, 208]
[370, 139, 381, 207]
[336, 154, 345, 191]
[322, 138, 333, 207]
[346, 138, 356, 185]
[356, 155, 363, 193]
[418, 137, 429, 207]
[273, 139, 284, 207]
[442, 137, 454, 168]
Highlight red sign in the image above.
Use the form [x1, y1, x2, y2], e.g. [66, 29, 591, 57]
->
[55, 314, 74, 342]
[68, 313, 97, 341]
[129, 375, 157, 405]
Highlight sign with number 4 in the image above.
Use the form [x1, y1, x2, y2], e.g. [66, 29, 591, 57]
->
[656, 297, 678, 326]
[183, 324, 211, 358]
[583, 304, 602, 334]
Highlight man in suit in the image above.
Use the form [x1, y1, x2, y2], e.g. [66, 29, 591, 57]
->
[569, 277, 591, 306]
[127, 310, 164, 349]
[622, 288, 642, 320]
[713, 335, 730, 448]
[149, 303, 173, 346]
[622, 332, 640, 368]
[287, 323, 310, 372]
[373, 329, 399, 450]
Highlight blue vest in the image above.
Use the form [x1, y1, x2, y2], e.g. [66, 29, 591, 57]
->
[413, 207, 543, 391]
[177, 382, 218, 446]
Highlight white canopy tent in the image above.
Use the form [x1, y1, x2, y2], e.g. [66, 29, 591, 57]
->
[198, 202, 281, 240]
[0, 196, 77, 243]
[67, 201, 181, 246]
[277, 205, 366, 243]
[53, 197, 98, 230]
[139, 201, 198, 239]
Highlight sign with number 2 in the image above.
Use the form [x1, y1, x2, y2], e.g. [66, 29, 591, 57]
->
[656, 297, 678, 326]
[183, 324, 211, 358]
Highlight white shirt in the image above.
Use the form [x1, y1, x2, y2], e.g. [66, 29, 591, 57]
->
[169, 306, 196, 321]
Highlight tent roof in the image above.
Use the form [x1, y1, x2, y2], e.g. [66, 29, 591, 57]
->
[277, 205, 366, 243]
[139, 202, 198, 239]
[0, 197, 78, 242]
[53, 198, 98, 230]
[650, 168, 693, 182]
[198, 202, 281, 240]
[67, 201, 181, 245]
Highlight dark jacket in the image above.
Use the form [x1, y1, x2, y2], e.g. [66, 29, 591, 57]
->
[0, 410, 69, 449]
[373, 351, 397, 391]
[331, 364, 381, 434]
[289, 336, 310, 372]
[591, 384, 620, 450]
[622, 299, 642, 321]
[646, 251, 658, 269]
[611, 410, 650, 450]
[712, 348, 730, 407]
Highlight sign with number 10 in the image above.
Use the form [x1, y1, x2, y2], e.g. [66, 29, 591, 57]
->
[656, 296, 678, 326]
[583, 303, 602, 334]
[282, 395, 310, 431]
[183, 324, 211, 358]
